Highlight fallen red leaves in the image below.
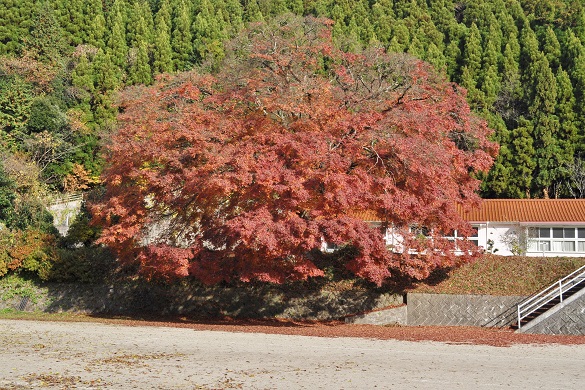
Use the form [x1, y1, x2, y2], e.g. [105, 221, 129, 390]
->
[86, 316, 585, 347]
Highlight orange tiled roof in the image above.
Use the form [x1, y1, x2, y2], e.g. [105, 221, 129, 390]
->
[350, 210, 382, 221]
[460, 199, 585, 223]
[352, 199, 585, 223]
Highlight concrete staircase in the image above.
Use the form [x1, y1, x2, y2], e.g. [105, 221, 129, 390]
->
[515, 265, 585, 335]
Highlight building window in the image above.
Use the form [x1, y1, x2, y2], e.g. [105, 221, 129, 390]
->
[441, 226, 479, 246]
[469, 227, 479, 246]
[410, 225, 431, 238]
[528, 227, 585, 253]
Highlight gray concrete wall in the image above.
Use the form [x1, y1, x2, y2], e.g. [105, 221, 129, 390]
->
[407, 293, 527, 327]
[46, 195, 83, 236]
[345, 305, 407, 325]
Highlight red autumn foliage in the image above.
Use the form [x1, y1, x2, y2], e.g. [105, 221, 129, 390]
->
[91, 16, 497, 285]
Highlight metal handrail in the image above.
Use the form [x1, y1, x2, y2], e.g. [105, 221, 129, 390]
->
[517, 264, 585, 329]
[46, 192, 84, 206]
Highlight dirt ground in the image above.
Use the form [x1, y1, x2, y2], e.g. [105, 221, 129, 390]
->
[1, 318, 584, 389]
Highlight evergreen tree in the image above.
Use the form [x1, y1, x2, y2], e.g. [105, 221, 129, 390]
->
[0, 163, 16, 225]
[258, 0, 288, 16]
[519, 25, 542, 115]
[497, 7, 518, 43]
[444, 24, 465, 80]
[244, 0, 264, 23]
[461, 0, 494, 30]
[192, 0, 228, 64]
[127, 0, 154, 48]
[351, 0, 375, 44]
[106, 1, 129, 71]
[222, 0, 245, 33]
[288, 0, 304, 15]
[127, 3, 153, 84]
[418, 18, 444, 53]
[393, 0, 417, 19]
[59, 0, 86, 46]
[0, 76, 32, 135]
[153, 7, 174, 73]
[425, 42, 446, 72]
[407, 35, 425, 59]
[154, 0, 172, 27]
[462, 23, 482, 79]
[460, 23, 484, 108]
[428, 0, 456, 35]
[480, 115, 512, 197]
[85, 0, 107, 49]
[509, 119, 536, 198]
[562, 30, 585, 127]
[388, 21, 410, 52]
[530, 55, 561, 197]
[25, 1, 67, 65]
[91, 49, 119, 127]
[304, 0, 330, 17]
[480, 30, 501, 108]
[129, 39, 152, 85]
[0, 0, 36, 54]
[371, 0, 395, 45]
[93, 49, 119, 93]
[171, 0, 194, 71]
[555, 67, 579, 156]
[542, 26, 561, 71]
[71, 52, 95, 119]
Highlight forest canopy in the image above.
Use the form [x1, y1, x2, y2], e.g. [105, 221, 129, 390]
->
[91, 16, 496, 285]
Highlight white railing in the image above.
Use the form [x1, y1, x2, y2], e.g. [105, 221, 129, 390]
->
[46, 192, 84, 206]
[517, 264, 585, 329]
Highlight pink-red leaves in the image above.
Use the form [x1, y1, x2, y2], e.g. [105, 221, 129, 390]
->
[92, 16, 496, 285]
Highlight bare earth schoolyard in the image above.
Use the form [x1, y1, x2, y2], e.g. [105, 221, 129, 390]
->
[1, 319, 584, 389]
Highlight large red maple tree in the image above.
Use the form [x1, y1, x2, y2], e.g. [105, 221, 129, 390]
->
[91, 16, 497, 285]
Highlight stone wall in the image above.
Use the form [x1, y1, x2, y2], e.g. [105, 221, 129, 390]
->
[406, 293, 527, 327]
[345, 305, 407, 325]
[46, 194, 83, 236]
[0, 282, 403, 321]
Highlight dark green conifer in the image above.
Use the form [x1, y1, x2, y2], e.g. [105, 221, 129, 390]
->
[509, 119, 536, 198]
[371, 0, 395, 45]
[106, 2, 129, 70]
[26, 1, 67, 65]
[193, 0, 228, 65]
[244, 0, 264, 23]
[171, 0, 194, 70]
[542, 26, 561, 71]
[153, 1, 174, 73]
[85, 0, 107, 49]
[59, 0, 85, 46]
[129, 39, 152, 85]
[0, 0, 36, 54]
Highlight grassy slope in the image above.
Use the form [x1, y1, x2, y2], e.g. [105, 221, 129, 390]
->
[412, 255, 585, 296]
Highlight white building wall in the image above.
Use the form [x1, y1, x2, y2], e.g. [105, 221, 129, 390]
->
[323, 221, 585, 258]
[475, 222, 515, 256]
[475, 222, 585, 257]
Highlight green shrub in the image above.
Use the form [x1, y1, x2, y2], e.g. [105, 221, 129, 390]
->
[49, 246, 116, 283]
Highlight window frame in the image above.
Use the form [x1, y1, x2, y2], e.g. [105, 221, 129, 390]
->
[528, 226, 585, 253]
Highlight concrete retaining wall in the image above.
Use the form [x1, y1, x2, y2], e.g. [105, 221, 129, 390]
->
[46, 196, 83, 236]
[0, 282, 403, 321]
[407, 293, 527, 327]
[345, 305, 407, 325]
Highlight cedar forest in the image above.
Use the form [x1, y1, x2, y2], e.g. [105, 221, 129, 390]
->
[0, 0, 584, 285]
